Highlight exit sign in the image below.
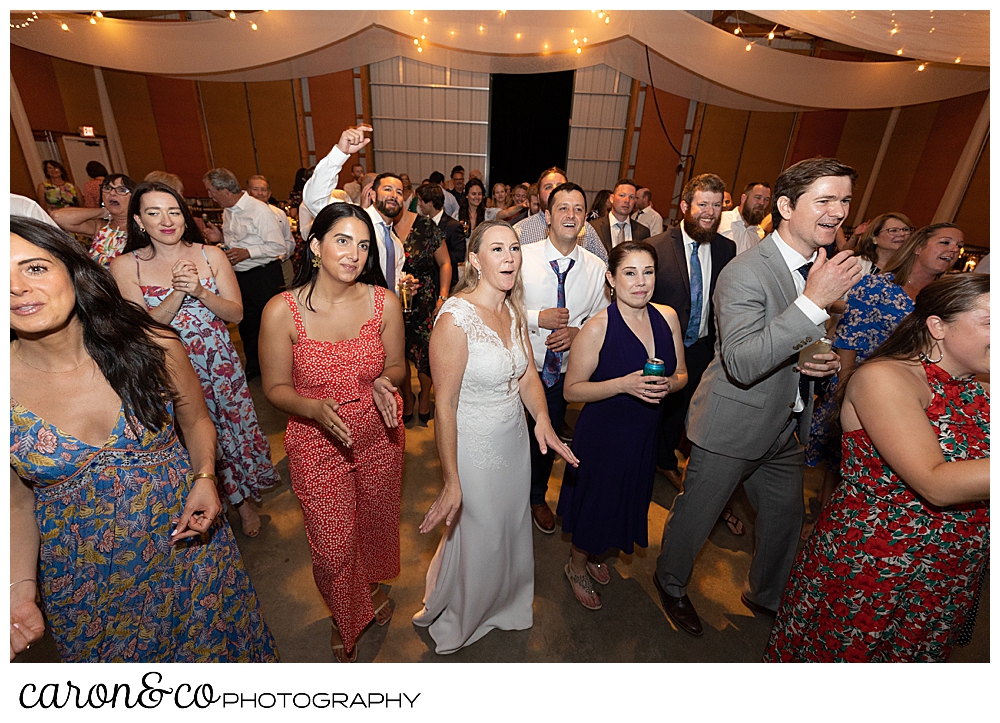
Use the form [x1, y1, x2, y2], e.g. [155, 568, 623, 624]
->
[80, 126, 95, 137]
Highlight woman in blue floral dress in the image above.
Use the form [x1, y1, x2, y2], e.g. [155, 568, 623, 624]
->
[804, 224, 965, 516]
[111, 182, 280, 537]
[10, 217, 277, 662]
[766, 274, 989, 662]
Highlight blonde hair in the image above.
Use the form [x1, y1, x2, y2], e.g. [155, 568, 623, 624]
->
[452, 220, 529, 358]
[144, 171, 184, 195]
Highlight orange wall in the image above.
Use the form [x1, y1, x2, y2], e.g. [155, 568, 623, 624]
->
[102, 68, 167, 183]
[632, 87, 688, 214]
[953, 138, 988, 247]
[11, 45, 69, 134]
[246, 80, 300, 199]
[145, 76, 210, 196]
[10, 119, 35, 199]
[308, 69, 362, 189]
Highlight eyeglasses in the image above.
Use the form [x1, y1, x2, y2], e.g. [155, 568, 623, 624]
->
[881, 226, 913, 235]
[102, 185, 131, 195]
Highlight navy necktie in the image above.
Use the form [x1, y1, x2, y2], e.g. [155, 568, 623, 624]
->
[797, 261, 814, 404]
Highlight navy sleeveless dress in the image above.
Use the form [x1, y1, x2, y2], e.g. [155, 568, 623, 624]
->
[557, 302, 677, 555]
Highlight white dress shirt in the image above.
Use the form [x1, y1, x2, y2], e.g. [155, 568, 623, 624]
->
[681, 222, 712, 341]
[10, 194, 58, 227]
[365, 204, 405, 289]
[718, 208, 766, 256]
[222, 192, 287, 273]
[608, 211, 633, 247]
[771, 229, 830, 412]
[268, 204, 296, 260]
[521, 240, 610, 373]
[634, 205, 663, 236]
[513, 211, 609, 264]
[303, 146, 350, 219]
[441, 186, 459, 219]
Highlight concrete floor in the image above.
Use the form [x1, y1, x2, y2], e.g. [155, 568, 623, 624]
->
[16, 366, 988, 664]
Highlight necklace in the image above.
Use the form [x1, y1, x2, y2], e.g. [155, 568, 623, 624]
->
[13, 346, 90, 374]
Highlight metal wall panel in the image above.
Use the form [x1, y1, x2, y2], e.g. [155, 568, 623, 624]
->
[369, 56, 489, 182]
[567, 65, 632, 209]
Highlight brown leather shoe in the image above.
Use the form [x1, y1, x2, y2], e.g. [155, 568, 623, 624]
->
[530, 503, 556, 533]
[653, 574, 703, 636]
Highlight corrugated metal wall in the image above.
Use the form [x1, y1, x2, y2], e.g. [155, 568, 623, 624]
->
[369, 56, 488, 182]
[567, 65, 632, 206]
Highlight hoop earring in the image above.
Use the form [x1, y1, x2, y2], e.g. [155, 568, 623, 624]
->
[312, 254, 322, 268]
[919, 341, 944, 365]
[139, 226, 146, 233]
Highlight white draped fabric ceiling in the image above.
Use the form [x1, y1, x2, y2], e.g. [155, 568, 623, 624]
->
[10, 10, 989, 112]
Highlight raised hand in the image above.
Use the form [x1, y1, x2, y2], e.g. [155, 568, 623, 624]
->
[336, 125, 373, 156]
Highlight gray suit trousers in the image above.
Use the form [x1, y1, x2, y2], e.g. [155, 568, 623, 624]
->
[655, 416, 805, 611]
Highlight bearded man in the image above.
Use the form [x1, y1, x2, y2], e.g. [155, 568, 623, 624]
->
[719, 181, 772, 255]
[648, 174, 736, 494]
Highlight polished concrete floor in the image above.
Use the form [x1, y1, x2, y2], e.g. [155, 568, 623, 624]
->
[16, 367, 988, 664]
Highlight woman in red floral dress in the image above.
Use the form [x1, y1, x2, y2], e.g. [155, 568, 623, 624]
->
[765, 274, 989, 663]
[260, 203, 406, 662]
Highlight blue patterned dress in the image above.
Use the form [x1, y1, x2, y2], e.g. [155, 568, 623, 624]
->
[10, 399, 278, 662]
[135, 249, 280, 506]
[805, 274, 914, 468]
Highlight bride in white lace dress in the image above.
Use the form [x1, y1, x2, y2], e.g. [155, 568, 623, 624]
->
[413, 220, 578, 654]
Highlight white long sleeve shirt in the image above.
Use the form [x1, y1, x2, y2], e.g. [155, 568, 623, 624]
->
[222, 192, 287, 272]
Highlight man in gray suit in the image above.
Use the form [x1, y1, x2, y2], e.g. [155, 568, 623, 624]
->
[652, 157, 864, 636]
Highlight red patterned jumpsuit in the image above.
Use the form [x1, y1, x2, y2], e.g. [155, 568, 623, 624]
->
[280, 287, 404, 652]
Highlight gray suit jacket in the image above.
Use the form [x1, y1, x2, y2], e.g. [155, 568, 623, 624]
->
[686, 233, 825, 459]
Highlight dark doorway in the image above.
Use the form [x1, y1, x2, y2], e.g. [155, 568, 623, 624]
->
[488, 70, 575, 190]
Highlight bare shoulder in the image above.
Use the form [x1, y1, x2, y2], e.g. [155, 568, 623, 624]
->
[651, 302, 679, 324]
[108, 252, 134, 279]
[579, 308, 609, 338]
[848, 358, 927, 400]
[201, 243, 228, 264]
[380, 284, 402, 314]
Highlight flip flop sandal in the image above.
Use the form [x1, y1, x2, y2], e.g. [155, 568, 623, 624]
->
[565, 563, 602, 610]
[586, 560, 611, 585]
[331, 623, 357, 663]
[372, 587, 393, 626]
[721, 508, 745, 536]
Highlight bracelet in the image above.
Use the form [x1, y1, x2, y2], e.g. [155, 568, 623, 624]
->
[380, 375, 393, 386]
[438, 295, 447, 301]
[10, 578, 35, 588]
[190, 472, 218, 484]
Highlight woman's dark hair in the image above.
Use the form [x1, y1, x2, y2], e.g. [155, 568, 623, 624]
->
[86, 161, 109, 179]
[291, 167, 312, 195]
[42, 159, 70, 181]
[123, 182, 204, 255]
[589, 189, 613, 217]
[608, 240, 658, 277]
[102, 173, 137, 194]
[835, 273, 989, 426]
[458, 178, 488, 230]
[290, 202, 388, 310]
[10, 217, 179, 434]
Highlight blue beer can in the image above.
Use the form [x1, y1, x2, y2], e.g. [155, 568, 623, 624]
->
[643, 357, 665, 376]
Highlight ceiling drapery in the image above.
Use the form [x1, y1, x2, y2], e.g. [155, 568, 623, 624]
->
[10, 10, 989, 111]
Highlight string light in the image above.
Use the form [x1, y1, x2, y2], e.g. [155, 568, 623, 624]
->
[917, 63, 926, 71]
[890, 27, 898, 35]
[420, 34, 425, 39]
[479, 25, 484, 32]
[417, 46, 423, 53]
[573, 38, 578, 45]
[409, 9, 414, 15]
[60, 22, 70, 31]
[229, 10, 236, 20]
[423, 17, 428, 23]
[745, 42, 752, 51]
[734, 27, 742, 35]
[95, 11, 102, 18]
[604, 15, 610, 24]
[768, 30, 775, 41]
[251, 21, 258, 31]
[413, 38, 419, 44]
[10, 11, 39, 29]
[89, 16, 97, 24]
[576, 47, 582, 54]
[955, 57, 962, 63]
[582, 37, 588, 43]
[896, 48, 904, 55]
[515, 32, 521, 39]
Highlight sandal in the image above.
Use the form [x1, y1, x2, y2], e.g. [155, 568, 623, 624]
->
[330, 623, 357, 663]
[371, 585, 393, 627]
[564, 562, 602, 610]
[721, 508, 745, 537]
[586, 559, 611, 586]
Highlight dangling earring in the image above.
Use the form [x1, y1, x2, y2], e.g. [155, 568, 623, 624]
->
[609, 285, 616, 300]
[476, 266, 482, 280]
[312, 254, 322, 268]
[919, 341, 944, 365]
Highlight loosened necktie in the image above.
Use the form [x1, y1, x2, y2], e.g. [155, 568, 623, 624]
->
[382, 222, 396, 291]
[683, 243, 703, 347]
[541, 258, 576, 388]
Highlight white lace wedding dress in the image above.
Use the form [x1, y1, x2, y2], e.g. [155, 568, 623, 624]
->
[412, 297, 534, 653]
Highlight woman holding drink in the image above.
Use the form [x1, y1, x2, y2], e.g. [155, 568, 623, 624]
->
[556, 241, 688, 610]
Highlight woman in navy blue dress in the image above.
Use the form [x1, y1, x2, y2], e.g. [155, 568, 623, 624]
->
[557, 241, 688, 610]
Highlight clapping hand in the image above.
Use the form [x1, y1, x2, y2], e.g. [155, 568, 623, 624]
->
[171, 259, 203, 298]
[620, 370, 670, 402]
[311, 398, 353, 447]
[373, 376, 399, 428]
